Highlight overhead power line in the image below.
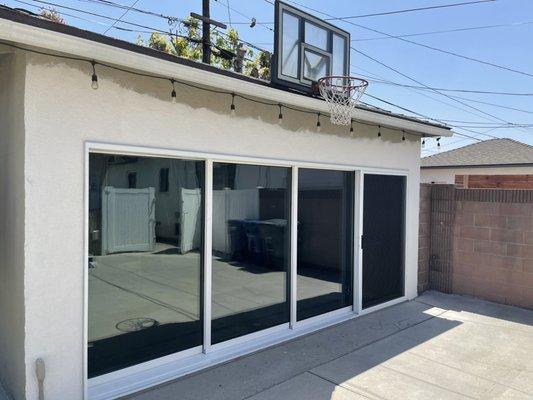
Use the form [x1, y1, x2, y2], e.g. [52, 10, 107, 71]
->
[22, 0, 270, 52]
[350, 65, 533, 116]
[281, 0, 533, 79]
[325, 0, 497, 21]
[352, 47, 516, 127]
[102, 0, 139, 35]
[351, 20, 533, 42]
[349, 66, 513, 141]
[364, 77, 533, 96]
[275, 0, 532, 137]
[362, 94, 493, 141]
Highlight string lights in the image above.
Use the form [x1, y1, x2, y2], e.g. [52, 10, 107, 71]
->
[170, 79, 177, 103]
[437, 137, 441, 150]
[230, 93, 236, 115]
[421, 136, 426, 148]
[349, 120, 354, 135]
[90, 60, 98, 90]
[2, 41, 441, 142]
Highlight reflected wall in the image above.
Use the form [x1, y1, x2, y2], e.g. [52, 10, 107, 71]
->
[88, 153, 204, 377]
[297, 169, 354, 320]
[211, 163, 291, 344]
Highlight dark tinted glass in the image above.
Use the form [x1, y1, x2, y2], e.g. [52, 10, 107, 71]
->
[297, 169, 354, 320]
[88, 154, 204, 377]
[362, 174, 405, 308]
[212, 163, 291, 344]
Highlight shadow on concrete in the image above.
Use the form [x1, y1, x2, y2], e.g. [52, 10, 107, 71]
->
[120, 298, 469, 400]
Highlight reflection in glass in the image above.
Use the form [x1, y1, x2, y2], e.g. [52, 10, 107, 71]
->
[305, 21, 328, 50]
[88, 154, 204, 377]
[297, 169, 354, 321]
[303, 50, 329, 82]
[332, 34, 346, 76]
[212, 163, 290, 344]
[281, 11, 300, 78]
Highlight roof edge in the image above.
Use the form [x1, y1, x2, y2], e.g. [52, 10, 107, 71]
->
[421, 163, 533, 169]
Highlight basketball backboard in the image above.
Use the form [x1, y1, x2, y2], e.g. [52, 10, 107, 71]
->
[272, 1, 351, 95]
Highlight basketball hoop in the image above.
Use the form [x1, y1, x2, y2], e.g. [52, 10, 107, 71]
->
[316, 76, 368, 126]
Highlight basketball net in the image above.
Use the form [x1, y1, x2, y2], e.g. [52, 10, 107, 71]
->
[317, 77, 368, 126]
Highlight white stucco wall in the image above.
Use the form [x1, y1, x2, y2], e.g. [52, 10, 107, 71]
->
[0, 50, 27, 400]
[421, 166, 533, 184]
[17, 52, 422, 399]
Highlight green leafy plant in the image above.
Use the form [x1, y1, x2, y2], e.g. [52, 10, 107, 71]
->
[138, 17, 271, 80]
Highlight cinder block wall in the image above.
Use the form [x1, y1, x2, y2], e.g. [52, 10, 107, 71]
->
[453, 197, 533, 308]
[420, 185, 533, 309]
[418, 184, 431, 293]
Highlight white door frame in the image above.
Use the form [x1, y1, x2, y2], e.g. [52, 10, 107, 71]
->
[84, 141, 410, 400]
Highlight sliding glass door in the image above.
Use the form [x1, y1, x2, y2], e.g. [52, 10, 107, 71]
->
[87, 153, 409, 379]
[88, 153, 204, 377]
[297, 169, 354, 320]
[211, 163, 291, 343]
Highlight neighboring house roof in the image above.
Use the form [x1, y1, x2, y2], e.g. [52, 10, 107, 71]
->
[0, 5, 452, 137]
[421, 138, 533, 169]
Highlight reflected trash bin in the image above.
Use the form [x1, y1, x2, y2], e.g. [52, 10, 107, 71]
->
[227, 219, 246, 260]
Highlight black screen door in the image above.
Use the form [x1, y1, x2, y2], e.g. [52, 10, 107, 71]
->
[362, 174, 406, 309]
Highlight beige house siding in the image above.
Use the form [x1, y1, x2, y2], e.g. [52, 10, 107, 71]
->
[421, 166, 533, 185]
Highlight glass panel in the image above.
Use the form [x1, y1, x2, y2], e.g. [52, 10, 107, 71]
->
[305, 21, 328, 50]
[212, 163, 290, 344]
[332, 34, 346, 76]
[362, 174, 405, 308]
[303, 49, 329, 82]
[281, 11, 300, 78]
[88, 154, 204, 377]
[297, 169, 354, 321]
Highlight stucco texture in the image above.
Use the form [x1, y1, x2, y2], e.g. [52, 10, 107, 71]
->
[18, 52, 422, 399]
[0, 50, 27, 400]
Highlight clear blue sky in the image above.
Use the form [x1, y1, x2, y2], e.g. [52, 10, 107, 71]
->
[5, 0, 533, 155]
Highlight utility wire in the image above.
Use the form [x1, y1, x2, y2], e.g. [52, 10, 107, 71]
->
[350, 66, 514, 141]
[351, 20, 533, 42]
[29, 0, 270, 52]
[350, 64, 525, 138]
[363, 95, 491, 141]
[363, 77, 533, 96]
[102, 0, 139, 35]
[281, 0, 533, 79]
[213, 0, 273, 32]
[351, 47, 516, 128]
[247, 19, 533, 45]
[19, 0, 269, 56]
[351, 66, 533, 116]
[265, 0, 530, 136]
[326, 0, 497, 21]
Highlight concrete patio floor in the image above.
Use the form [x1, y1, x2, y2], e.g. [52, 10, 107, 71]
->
[124, 291, 533, 400]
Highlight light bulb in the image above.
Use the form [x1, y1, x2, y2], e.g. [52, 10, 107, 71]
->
[91, 74, 98, 90]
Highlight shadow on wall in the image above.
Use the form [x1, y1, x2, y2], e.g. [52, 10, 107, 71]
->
[32, 54, 410, 144]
